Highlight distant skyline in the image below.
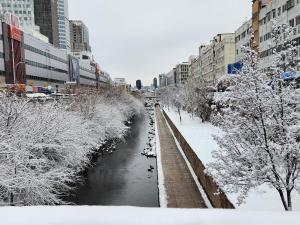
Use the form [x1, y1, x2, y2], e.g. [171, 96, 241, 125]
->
[69, 0, 252, 86]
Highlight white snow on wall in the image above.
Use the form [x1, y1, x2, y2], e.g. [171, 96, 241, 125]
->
[155, 109, 168, 208]
[0, 206, 299, 225]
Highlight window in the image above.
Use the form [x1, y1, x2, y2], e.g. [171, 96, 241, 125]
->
[289, 18, 295, 27]
[296, 15, 300, 25]
[272, 9, 276, 18]
[278, 7, 281, 16]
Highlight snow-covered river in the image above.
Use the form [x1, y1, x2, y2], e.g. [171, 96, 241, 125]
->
[66, 113, 159, 207]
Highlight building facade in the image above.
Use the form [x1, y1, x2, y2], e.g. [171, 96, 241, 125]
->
[0, 0, 39, 32]
[235, 19, 252, 63]
[175, 63, 189, 85]
[258, 0, 300, 70]
[199, 44, 214, 84]
[252, 0, 273, 50]
[166, 68, 177, 86]
[0, 19, 109, 89]
[159, 74, 166, 88]
[189, 55, 201, 79]
[70, 20, 91, 53]
[33, 0, 70, 51]
[199, 33, 235, 85]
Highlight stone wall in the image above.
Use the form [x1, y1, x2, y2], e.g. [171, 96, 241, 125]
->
[162, 109, 234, 209]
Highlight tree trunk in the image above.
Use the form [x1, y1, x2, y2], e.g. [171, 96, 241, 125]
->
[10, 192, 14, 206]
[287, 190, 292, 211]
[277, 189, 288, 211]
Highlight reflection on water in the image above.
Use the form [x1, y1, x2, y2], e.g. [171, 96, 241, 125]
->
[66, 115, 159, 207]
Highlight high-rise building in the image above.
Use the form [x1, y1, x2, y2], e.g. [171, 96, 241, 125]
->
[252, 0, 273, 50]
[33, 0, 70, 50]
[199, 33, 235, 84]
[153, 77, 158, 89]
[175, 63, 190, 85]
[189, 55, 201, 79]
[0, 0, 39, 31]
[69, 20, 91, 53]
[159, 74, 167, 88]
[235, 19, 252, 63]
[258, 0, 300, 70]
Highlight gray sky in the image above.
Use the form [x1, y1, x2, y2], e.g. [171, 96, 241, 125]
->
[69, 0, 252, 86]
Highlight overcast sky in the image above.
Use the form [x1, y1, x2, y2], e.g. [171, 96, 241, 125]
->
[69, 0, 252, 86]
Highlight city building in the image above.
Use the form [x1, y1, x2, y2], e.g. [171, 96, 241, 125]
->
[159, 74, 166, 88]
[252, 0, 273, 50]
[199, 44, 212, 83]
[114, 78, 128, 91]
[258, 0, 300, 70]
[235, 19, 252, 63]
[0, 17, 109, 89]
[153, 77, 158, 89]
[199, 34, 235, 85]
[188, 55, 201, 79]
[166, 68, 177, 86]
[69, 20, 91, 53]
[175, 62, 189, 85]
[0, 0, 40, 32]
[33, 0, 70, 51]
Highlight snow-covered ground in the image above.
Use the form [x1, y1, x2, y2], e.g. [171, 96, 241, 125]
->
[164, 108, 300, 211]
[0, 206, 299, 225]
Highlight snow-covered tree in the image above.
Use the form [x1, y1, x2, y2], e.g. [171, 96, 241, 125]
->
[208, 25, 300, 211]
[0, 89, 143, 206]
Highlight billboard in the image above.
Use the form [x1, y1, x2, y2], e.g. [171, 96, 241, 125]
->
[69, 56, 80, 83]
[10, 26, 22, 41]
[2, 21, 26, 85]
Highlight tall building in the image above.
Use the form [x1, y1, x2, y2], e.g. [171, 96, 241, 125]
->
[252, 0, 273, 50]
[199, 44, 213, 83]
[165, 68, 177, 86]
[69, 20, 91, 53]
[189, 55, 201, 79]
[200, 33, 235, 84]
[258, 0, 300, 70]
[153, 77, 158, 89]
[235, 19, 252, 63]
[175, 63, 190, 85]
[159, 74, 167, 88]
[0, 0, 39, 31]
[33, 0, 70, 50]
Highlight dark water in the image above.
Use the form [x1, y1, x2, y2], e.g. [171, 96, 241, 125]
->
[66, 115, 159, 207]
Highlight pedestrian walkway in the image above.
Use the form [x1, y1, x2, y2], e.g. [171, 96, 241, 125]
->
[155, 107, 207, 208]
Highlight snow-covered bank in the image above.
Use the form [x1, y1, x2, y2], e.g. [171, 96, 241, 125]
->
[154, 108, 167, 208]
[164, 108, 300, 211]
[0, 206, 299, 225]
[0, 91, 144, 206]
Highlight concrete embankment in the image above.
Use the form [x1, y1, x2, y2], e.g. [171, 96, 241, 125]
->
[161, 108, 234, 209]
[155, 107, 207, 208]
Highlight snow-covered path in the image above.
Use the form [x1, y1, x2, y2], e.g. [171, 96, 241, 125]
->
[155, 107, 207, 208]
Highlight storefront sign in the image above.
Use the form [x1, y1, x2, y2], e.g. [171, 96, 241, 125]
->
[10, 25, 22, 41]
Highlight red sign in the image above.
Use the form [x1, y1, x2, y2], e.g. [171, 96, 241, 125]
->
[10, 26, 22, 41]
[95, 63, 101, 75]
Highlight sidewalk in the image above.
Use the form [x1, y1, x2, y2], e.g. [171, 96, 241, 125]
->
[155, 107, 207, 208]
